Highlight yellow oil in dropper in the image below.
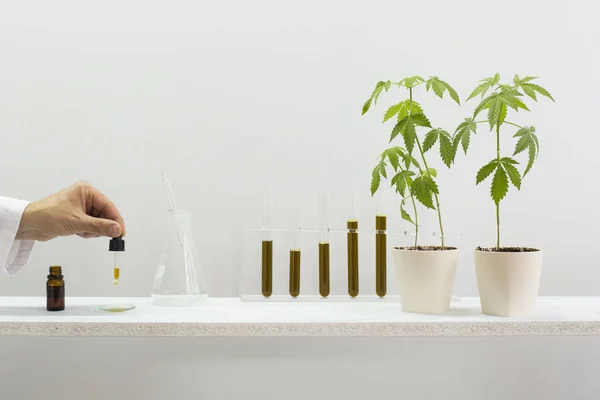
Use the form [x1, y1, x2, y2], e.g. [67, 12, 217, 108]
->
[113, 266, 120, 285]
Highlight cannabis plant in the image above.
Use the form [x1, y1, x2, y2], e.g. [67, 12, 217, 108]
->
[460, 74, 553, 250]
[363, 76, 460, 248]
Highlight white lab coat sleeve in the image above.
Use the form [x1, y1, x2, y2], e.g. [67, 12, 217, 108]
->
[0, 197, 35, 276]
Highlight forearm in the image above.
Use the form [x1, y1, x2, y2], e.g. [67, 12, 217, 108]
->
[0, 196, 35, 275]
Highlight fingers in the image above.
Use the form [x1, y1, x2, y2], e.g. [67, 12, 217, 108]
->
[84, 185, 126, 237]
[75, 215, 123, 238]
[77, 233, 100, 239]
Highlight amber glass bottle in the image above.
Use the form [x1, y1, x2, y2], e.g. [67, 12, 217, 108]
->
[46, 266, 65, 311]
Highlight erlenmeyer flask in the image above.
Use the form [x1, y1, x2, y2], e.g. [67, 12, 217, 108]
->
[151, 209, 208, 306]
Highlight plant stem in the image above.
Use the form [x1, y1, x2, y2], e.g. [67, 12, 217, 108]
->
[397, 163, 420, 247]
[496, 123, 501, 250]
[410, 194, 419, 247]
[409, 87, 445, 248]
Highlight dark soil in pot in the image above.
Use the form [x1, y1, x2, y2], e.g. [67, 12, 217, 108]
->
[476, 246, 539, 252]
[395, 246, 458, 251]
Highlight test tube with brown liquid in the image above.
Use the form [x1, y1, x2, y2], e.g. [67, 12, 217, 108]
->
[318, 191, 330, 298]
[347, 190, 359, 297]
[375, 191, 387, 297]
[261, 190, 273, 298]
[289, 192, 301, 298]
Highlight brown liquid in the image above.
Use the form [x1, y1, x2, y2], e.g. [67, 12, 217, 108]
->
[261, 240, 273, 297]
[289, 249, 301, 298]
[318, 242, 330, 297]
[347, 220, 359, 297]
[46, 285, 65, 311]
[376, 215, 387, 297]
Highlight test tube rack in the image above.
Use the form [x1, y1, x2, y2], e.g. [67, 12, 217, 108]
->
[239, 190, 461, 301]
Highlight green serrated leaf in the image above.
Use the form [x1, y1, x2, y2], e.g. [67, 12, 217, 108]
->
[523, 143, 536, 177]
[467, 83, 487, 101]
[487, 96, 503, 128]
[387, 151, 399, 171]
[492, 73, 501, 86]
[523, 83, 554, 101]
[531, 131, 540, 156]
[391, 100, 424, 122]
[372, 81, 386, 104]
[426, 79, 432, 91]
[513, 97, 530, 111]
[491, 165, 509, 204]
[390, 117, 409, 142]
[520, 76, 538, 83]
[521, 85, 537, 101]
[384, 80, 392, 91]
[432, 79, 446, 99]
[362, 98, 372, 115]
[412, 176, 436, 209]
[401, 205, 415, 225]
[371, 167, 381, 195]
[473, 93, 495, 117]
[440, 79, 460, 104]
[424, 175, 439, 194]
[402, 120, 417, 154]
[410, 113, 432, 128]
[453, 118, 477, 155]
[500, 157, 519, 165]
[426, 168, 438, 178]
[403, 76, 424, 88]
[383, 103, 402, 122]
[391, 172, 406, 197]
[423, 129, 439, 152]
[439, 132, 454, 167]
[476, 160, 498, 184]
[513, 127, 531, 137]
[399, 152, 410, 169]
[502, 162, 522, 189]
[513, 135, 531, 156]
[410, 155, 421, 170]
[380, 162, 387, 178]
[461, 128, 471, 154]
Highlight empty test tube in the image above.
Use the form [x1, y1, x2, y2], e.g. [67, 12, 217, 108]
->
[347, 190, 359, 297]
[261, 190, 273, 298]
[318, 191, 330, 298]
[375, 191, 386, 297]
[289, 193, 301, 298]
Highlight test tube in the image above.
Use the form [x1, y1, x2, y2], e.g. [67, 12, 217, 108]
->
[261, 190, 273, 298]
[375, 191, 387, 297]
[318, 190, 330, 298]
[347, 190, 359, 297]
[289, 192, 301, 298]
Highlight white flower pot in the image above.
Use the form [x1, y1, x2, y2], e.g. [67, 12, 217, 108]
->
[392, 247, 458, 314]
[474, 249, 543, 317]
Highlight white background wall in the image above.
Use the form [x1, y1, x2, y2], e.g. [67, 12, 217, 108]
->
[1, 0, 599, 299]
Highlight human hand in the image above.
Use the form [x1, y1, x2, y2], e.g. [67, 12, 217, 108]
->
[16, 181, 126, 242]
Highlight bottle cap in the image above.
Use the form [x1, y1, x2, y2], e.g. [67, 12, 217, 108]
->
[109, 236, 125, 252]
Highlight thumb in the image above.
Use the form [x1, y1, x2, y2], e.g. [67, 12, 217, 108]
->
[77, 216, 123, 238]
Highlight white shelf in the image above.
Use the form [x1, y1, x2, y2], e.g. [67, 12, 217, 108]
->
[0, 296, 599, 337]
